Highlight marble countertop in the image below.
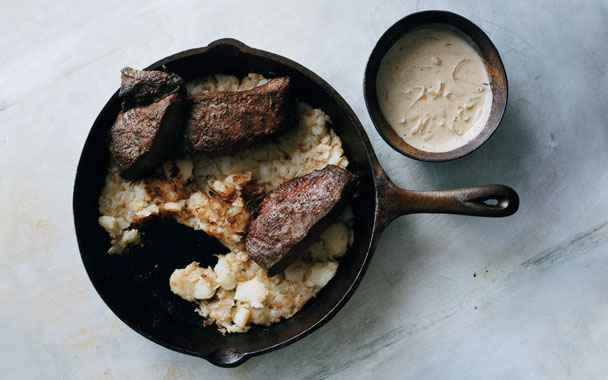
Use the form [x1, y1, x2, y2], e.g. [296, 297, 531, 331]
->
[1, 0, 607, 378]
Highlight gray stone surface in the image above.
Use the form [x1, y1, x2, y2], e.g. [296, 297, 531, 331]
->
[1, 0, 607, 378]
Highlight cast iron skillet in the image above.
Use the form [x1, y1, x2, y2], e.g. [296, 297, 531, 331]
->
[73, 38, 519, 367]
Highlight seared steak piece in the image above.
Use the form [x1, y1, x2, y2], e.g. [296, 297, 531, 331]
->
[119, 67, 184, 110]
[246, 165, 357, 276]
[109, 93, 184, 180]
[186, 76, 293, 154]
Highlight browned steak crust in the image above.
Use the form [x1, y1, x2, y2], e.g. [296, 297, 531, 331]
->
[185, 76, 293, 154]
[109, 93, 184, 180]
[119, 67, 184, 110]
[245, 165, 357, 276]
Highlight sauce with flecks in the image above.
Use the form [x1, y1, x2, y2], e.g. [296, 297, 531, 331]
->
[376, 26, 493, 153]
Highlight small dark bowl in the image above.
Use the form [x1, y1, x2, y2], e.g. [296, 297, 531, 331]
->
[364, 10, 508, 161]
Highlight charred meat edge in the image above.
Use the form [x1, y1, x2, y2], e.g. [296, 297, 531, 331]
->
[245, 165, 358, 276]
[119, 67, 184, 110]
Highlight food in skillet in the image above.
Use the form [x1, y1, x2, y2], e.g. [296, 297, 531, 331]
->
[186, 76, 294, 153]
[246, 165, 357, 276]
[119, 67, 184, 110]
[98, 71, 355, 333]
[109, 68, 185, 180]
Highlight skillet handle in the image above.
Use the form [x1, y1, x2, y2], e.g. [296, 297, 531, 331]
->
[377, 178, 519, 227]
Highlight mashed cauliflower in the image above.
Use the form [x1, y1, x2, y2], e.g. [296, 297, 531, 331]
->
[98, 73, 353, 333]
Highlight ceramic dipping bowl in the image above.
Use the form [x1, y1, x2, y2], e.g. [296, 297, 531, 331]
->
[364, 10, 508, 161]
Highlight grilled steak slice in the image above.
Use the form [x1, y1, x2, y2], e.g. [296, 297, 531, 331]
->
[186, 76, 293, 154]
[246, 165, 357, 276]
[119, 67, 184, 110]
[109, 93, 184, 180]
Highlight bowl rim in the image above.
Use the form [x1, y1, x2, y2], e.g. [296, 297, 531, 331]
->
[363, 10, 509, 161]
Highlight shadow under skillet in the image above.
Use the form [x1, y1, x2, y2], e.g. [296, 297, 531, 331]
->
[392, 81, 537, 193]
[311, 83, 539, 350]
[373, 82, 538, 281]
[122, 95, 534, 370]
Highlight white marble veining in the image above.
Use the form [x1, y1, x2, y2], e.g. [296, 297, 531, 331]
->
[1, 0, 607, 379]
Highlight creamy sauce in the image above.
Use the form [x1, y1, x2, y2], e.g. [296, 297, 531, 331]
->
[376, 25, 492, 153]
